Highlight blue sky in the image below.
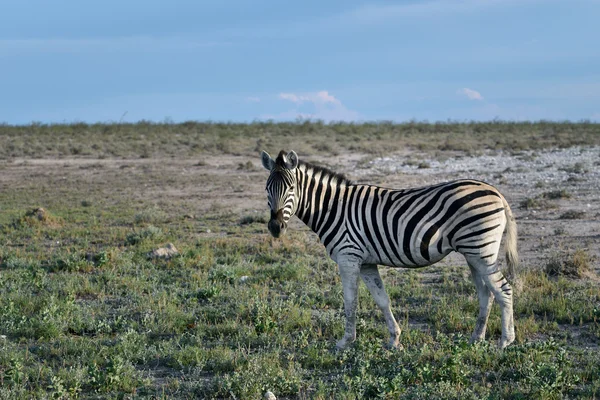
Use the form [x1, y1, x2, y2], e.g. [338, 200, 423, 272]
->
[1, 0, 599, 124]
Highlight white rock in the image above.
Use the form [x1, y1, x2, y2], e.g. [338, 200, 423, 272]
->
[264, 391, 276, 400]
[239, 276, 249, 283]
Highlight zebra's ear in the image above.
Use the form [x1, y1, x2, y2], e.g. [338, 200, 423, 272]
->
[261, 151, 275, 171]
[285, 150, 298, 170]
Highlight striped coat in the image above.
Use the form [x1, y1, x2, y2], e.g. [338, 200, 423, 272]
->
[262, 150, 518, 350]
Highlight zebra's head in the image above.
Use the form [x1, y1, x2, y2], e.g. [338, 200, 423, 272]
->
[261, 150, 299, 238]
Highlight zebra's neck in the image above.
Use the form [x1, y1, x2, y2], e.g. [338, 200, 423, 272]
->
[294, 162, 351, 237]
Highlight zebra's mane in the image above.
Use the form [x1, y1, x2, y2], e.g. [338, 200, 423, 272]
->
[274, 150, 353, 185]
[299, 161, 353, 186]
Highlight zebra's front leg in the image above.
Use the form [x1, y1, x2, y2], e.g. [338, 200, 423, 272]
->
[336, 262, 361, 350]
[360, 264, 401, 350]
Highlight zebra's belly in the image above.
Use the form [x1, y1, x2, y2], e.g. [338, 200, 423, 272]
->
[329, 228, 455, 268]
[363, 247, 454, 269]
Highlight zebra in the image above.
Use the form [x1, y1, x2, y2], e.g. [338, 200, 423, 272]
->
[261, 150, 518, 350]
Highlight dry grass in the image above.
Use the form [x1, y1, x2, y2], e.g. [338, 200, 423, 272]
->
[545, 249, 594, 278]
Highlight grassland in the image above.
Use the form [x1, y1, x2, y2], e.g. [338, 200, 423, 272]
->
[1, 121, 599, 399]
[1, 120, 599, 160]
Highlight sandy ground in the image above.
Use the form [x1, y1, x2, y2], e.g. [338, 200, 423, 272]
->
[1, 146, 598, 271]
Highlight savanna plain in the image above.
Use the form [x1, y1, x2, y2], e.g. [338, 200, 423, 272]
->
[1, 121, 599, 399]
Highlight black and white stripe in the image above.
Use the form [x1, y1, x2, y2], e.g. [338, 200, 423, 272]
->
[262, 150, 518, 350]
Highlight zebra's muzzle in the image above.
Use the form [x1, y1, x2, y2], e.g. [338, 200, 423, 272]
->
[268, 210, 287, 238]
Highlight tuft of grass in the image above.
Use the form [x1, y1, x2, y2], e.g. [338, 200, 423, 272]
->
[134, 206, 167, 225]
[520, 189, 573, 211]
[519, 197, 557, 210]
[560, 162, 587, 174]
[541, 189, 572, 199]
[11, 207, 63, 228]
[566, 176, 586, 183]
[554, 226, 567, 236]
[237, 161, 256, 171]
[559, 210, 586, 220]
[126, 225, 163, 245]
[545, 249, 594, 278]
[239, 214, 268, 225]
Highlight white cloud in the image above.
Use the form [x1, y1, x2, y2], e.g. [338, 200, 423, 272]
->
[314, 90, 341, 105]
[279, 93, 307, 103]
[279, 90, 342, 105]
[274, 90, 359, 122]
[457, 88, 484, 101]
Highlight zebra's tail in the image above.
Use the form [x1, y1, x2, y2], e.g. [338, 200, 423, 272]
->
[502, 196, 519, 285]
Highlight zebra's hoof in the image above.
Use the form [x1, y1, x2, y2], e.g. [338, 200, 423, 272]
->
[469, 334, 486, 344]
[335, 336, 356, 350]
[384, 341, 403, 351]
[497, 336, 515, 349]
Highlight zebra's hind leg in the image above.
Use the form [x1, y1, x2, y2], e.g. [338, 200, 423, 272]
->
[336, 261, 361, 350]
[468, 263, 493, 343]
[469, 257, 515, 349]
[360, 264, 402, 350]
